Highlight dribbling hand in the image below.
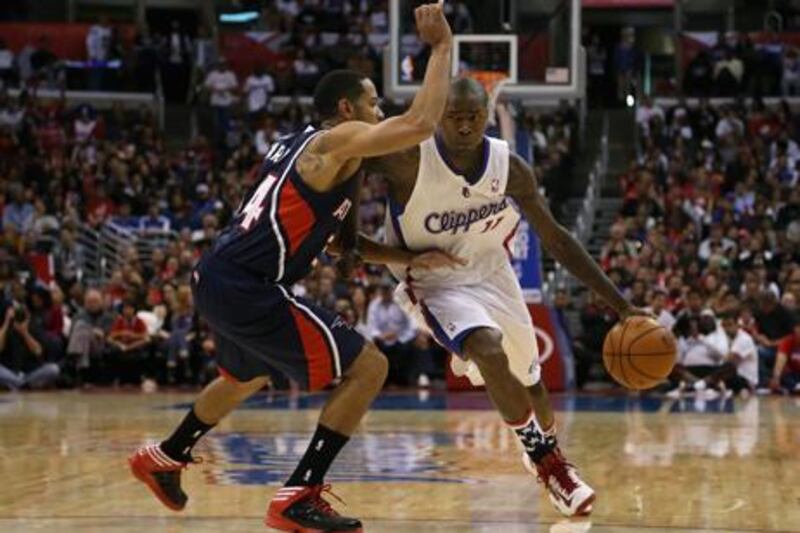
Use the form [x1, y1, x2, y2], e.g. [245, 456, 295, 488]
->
[415, 0, 452, 48]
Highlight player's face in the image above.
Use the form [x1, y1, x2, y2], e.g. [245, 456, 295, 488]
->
[353, 79, 384, 125]
[439, 94, 489, 152]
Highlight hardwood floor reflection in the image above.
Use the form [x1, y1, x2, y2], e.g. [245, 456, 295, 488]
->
[0, 391, 798, 532]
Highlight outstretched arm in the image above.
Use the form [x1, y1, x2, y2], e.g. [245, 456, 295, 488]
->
[505, 154, 639, 318]
[297, 1, 452, 187]
[328, 233, 465, 270]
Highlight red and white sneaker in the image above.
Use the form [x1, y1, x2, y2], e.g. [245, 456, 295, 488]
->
[128, 444, 193, 511]
[265, 484, 363, 532]
[523, 449, 595, 517]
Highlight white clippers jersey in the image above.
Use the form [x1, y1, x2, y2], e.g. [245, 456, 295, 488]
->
[385, 136, 520, 289]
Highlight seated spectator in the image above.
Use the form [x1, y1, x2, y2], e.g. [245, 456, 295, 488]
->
[3, 182, 35, 234]
[65, 288, 114, 384]
[672, 288, 717, 339]
[645, 289, 676, 330]
[697, 309, 758, 398]
[0, 301, 59, 390]
[666, 308, 730, 399]
[366, 280, 416, 387]
[769, 314, 800, 394]
[108, 298, 151, 388]
[165, 285, 196, 384]
[753, 291, 795, 386]
[575, 290, 617, 388]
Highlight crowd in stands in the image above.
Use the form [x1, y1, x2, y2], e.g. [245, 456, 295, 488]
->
[574, 95, 800, 397]
[683, 32, 800, 97]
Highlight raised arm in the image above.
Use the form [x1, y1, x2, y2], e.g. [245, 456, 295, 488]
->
[311, 2, 452, 166]
[505, 153, 640, 318]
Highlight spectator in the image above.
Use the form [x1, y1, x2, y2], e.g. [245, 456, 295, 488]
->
[782, 48, 800, 95]
[0, 300, 58, 390]
[85, 16, 111, 90]
[613, 27, 640, 104]
[684, 51, 715, 97]
[203, 59, 238, 147]
[108, 298, 151, 387]
[3, 182, 35, 234]
[645, 289, 676, 330]
[769, 315, 800, 393]
[0, 39, 15, 88]
[243, 65, 276, 125]
[754, 291, 796, 386]
[575, 290, 617, 388]
[713, 50, 744, 96]
[366, 281, 416, 386]
[705, 309, 759, 397]
[162, 21, 192, 102]
[65, 288, 114, 384]
[163, 284, 195, 384]
[667, 308, 728, 399]
[293, 48, 321, 93]
[30, 36, 59, 88]
[132, 28, 159, 93]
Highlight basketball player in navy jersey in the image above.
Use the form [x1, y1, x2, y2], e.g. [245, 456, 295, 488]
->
[359, 78, 650, 517]
[128, 3, 459, 531]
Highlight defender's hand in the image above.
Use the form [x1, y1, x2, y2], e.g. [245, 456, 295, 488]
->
[410, 250, 467, 271]
[415, 0, 452, 48]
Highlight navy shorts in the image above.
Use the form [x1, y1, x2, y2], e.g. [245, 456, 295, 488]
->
[191, 256, 365, 391]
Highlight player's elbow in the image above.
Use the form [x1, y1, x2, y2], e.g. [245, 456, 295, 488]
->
[401, 112, 437, 139]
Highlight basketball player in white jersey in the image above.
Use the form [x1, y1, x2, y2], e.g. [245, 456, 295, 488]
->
[348, 78, 649, 517]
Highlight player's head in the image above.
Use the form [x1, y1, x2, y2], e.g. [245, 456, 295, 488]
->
[314, 70, 384, 125]
[438, 77, 489, 152]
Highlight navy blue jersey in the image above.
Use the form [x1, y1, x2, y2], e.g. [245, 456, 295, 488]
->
[211, 126, 357, 285]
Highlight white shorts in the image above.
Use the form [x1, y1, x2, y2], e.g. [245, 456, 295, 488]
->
[396, 262, 541, 386]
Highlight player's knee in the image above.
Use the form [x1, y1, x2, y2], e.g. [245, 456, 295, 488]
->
[351, 343, 389, 386]
[231, 376, 270, 397]
[463, 329, 509, 375]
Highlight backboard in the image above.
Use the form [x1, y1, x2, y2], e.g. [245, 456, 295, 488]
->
[386, 0, 584, 101]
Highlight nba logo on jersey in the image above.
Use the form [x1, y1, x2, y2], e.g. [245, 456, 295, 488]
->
[491, 178, 500, 193]
[333, 199, 352, 221]
[462, 187, 471, 198]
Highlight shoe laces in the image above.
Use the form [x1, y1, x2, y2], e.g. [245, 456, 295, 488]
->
[309, 484, 345, 516]
[539, 449, 579, 494]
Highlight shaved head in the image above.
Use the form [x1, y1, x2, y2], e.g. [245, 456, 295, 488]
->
[450, 77, 489, 107]
[439, 77, 490, 153]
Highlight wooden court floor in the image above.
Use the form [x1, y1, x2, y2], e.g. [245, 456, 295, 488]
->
[1, 389, 798, 532]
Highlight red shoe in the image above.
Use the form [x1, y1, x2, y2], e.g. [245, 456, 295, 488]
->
[523, 448, 596, 517]
[265, 484, 363, 532]
[128, 444, 193, 511]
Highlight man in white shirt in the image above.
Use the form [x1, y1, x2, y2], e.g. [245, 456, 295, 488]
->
[366, 281, 417, 386]
[645, 289, 676, 331]
[243, 65, 276, 123]
[667, 309, 757, 399]
[203, 59, 238, 147]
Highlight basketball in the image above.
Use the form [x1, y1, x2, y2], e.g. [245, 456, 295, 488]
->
[602, 316, 677, 390]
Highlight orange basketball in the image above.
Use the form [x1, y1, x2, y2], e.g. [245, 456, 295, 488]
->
[602, 316, 677, 390]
